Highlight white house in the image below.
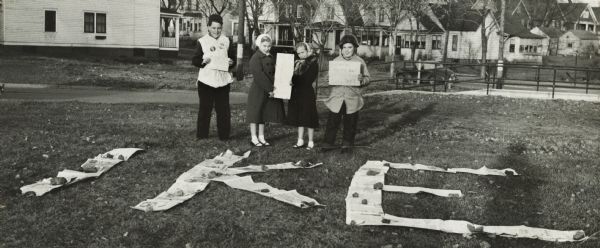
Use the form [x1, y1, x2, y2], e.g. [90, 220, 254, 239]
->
[0, 0, 181, 57]
[558, 30, 600, 55]
[530, 26, 565, 55]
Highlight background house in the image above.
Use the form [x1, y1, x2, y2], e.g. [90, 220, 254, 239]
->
[558, 30, 600, 55]
[503, 18, 546, 63]
[558, 2, 599, 32]
[530, 26, 565, 55]
[0, 0, 180, 57]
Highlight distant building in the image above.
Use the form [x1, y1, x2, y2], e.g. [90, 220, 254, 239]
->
[0, 0, 181, 57]
[558, 2, 599, 32]
[530, 27, 565, 55]
[558, 30, 600, 55]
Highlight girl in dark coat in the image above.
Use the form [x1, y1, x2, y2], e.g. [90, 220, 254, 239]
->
[246, 34, 285, 147]
[287, 42, 319, 150]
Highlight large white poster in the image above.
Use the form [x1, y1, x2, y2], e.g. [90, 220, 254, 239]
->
[274, 53, 294, 99]
[329, 61, 361, 86]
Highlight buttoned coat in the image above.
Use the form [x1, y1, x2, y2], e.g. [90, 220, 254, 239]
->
[246, 50, 284, 123]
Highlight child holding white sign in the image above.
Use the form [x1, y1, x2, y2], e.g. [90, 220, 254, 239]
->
[287, 42, 319, 150]
[246, 34, 285, 147]
[323, 35, 370, 153]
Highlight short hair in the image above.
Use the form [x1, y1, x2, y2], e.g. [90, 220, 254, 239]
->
[208, 14, 223, 26]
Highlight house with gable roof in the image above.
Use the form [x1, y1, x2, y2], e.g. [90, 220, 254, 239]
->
[558, 29, 599, 55]
[440, 2, 546, 63]
[310, 0, 446, 60]
[531, 26, 565, 55]
[558, 2, 599, 32]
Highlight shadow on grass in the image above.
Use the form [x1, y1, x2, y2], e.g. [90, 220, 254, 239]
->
[479, 142, 547, 246]
[355, 102, 437, 146]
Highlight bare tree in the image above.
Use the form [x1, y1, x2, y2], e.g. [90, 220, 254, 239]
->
[471, 0, 497, 78]
[197, 0, 235, 15]
[372, 0, 429, 79]
[245, 0, 273, 47]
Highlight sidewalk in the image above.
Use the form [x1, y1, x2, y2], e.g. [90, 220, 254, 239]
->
[0, 83, 248, 104]
[365, 89, 600, 102]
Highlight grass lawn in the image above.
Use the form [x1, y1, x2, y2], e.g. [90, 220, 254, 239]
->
[1, 93, 600, 247]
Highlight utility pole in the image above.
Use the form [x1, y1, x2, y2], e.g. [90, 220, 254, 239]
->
[497, 0, 505, 89]
[236, 0, 245, 81]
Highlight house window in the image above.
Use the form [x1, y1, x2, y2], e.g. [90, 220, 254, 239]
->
[96, 13, 106, 33]
[451, 35, 458, 51]
[45, 10, 56, 32]
[379, 8, 385, 22]
[577, 24, 586, 30]
[588, 25, 594, 31]
[568, 43, 573, 48]
[403, 35, 412, 48]
[519, 45, 524, 52]
[305, 29, 313, 42]
[328, 6, 335, 19]
[84, 12, 106, 34]
[509, 40, 515, 53]
[297, 5, 303, 18]
[84, 12, 95, 33]
[382, 34, 388, 46]
[418, 35, 426, 49]
[432, 35, 441, 50]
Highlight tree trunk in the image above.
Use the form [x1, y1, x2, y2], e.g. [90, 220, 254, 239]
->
[497, 0, 506, 89]
[442, 30, 450, 63]
[480, 11, 487, 78]
[389, 29, 396, 80]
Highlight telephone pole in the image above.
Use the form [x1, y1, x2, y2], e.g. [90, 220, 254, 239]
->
[497, 0, 505, 89]
[236, 0, 245, 81]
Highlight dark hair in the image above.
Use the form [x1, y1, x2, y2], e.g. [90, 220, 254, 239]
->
[338, 34, 359, 49]
[208, 14, 223, 26]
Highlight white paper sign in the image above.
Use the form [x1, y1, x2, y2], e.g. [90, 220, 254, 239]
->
[329, 61, 361, 86]
[204, 56, 230, 71]
[274, 53, 294, 99]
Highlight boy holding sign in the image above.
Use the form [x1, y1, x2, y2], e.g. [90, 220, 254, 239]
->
[323, 35, 370, 153]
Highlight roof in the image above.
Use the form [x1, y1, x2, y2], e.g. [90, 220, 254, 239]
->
[418, 14, 444, 33]
[160, 8, 181, 15]
[308, 21, 344, 29]
[433, 4, 482, 32]
[564, 30, 600, 40]
[535, 27, 565, 38]
[593, 7, 600, 21]
[558, 3, 589, 22]
[504, 18, 545, 39]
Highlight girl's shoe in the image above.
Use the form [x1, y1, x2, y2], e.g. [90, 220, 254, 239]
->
[251, 140, 263, 147]
[293, 139, 305, 148]
[259, 140, 271, 146]
[306, 141, 314, 150]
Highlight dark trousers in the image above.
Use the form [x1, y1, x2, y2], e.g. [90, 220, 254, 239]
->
[197, 82, 230, 140]
[323, 102, 359, 146]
